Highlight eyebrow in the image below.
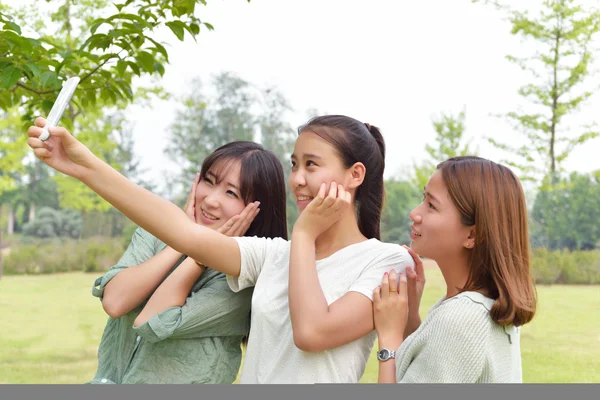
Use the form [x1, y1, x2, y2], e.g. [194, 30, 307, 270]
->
[290, 153, 323, 160]
[207, 171, 240, 191]
[423, 186, 440, 204]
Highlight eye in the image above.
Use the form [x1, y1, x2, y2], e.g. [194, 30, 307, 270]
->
[227, 190, 239, 199]
[428, 202, 436, 210]
[291, 160, 297, 168]
[204, 176, 214, 185]
[306, 160, 316, 167]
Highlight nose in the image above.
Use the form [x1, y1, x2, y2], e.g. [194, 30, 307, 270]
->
[409, 206, 422, 224]
[289, 169, 306, 190]
[204, 191, 220, 209]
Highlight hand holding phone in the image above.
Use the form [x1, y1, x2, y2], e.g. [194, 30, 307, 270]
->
[39, 77, 80, 141]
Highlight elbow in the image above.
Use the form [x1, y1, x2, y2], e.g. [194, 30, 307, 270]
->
[101, 296, 128, 319]
[293, 327, 327, 353]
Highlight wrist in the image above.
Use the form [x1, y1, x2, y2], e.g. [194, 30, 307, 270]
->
[378, 335, 403, 352]
[291, 227, 317, 243]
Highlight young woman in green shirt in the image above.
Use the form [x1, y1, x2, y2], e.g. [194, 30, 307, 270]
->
[89, 141, 288, 383]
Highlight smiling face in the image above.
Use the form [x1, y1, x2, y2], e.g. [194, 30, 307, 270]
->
[289, 130, 353, 211]
[194, 160, 246, 230]
[408, 170, 473, 261]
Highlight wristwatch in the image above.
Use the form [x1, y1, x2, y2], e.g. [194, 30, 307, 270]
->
[377, 348, 396, 362]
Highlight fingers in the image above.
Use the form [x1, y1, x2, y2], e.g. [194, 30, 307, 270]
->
[33, 148, 51, 159]
[220, 202, 260, 237]
[388, 269, 398, 293]
[35, 117, 47, 128]
[218, 215, 240, 235]
[373, 285, 381, 304]
[232, 201, 260, 236]
[28, 125, 44, 138]
[381, 271, 390, 300]
[398, 271, 408, 299]
[403, 244, 425, 277]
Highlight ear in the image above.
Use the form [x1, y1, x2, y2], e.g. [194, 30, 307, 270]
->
[346, 162, 366, 190]
[464, 227, 476, 249]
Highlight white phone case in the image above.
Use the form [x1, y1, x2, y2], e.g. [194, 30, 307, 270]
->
[39, 77, 80, 141]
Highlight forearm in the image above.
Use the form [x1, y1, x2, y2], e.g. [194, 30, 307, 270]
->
[377, 337, 403, 384]
[80, 157, 241, 276]
[134, 258, 204, 327]
[82, 158, 198, 256]
[378, 361, 397, 383]
[288, 231, 330, 338]
[103, 246, 183, 317]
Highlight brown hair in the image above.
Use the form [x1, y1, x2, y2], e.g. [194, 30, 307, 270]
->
[437, 156, 537, 326]
[297, 115, 386, 239]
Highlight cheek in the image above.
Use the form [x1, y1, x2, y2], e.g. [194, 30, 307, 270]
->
[221, 198, 246, 220]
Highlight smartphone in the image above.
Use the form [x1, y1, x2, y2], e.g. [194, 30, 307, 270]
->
[39, 76, 80, 141]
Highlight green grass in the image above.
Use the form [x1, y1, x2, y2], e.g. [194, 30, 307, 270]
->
[0, 269, 598, 383]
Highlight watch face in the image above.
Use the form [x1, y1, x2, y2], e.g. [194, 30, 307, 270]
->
[378, 349, 390, 360]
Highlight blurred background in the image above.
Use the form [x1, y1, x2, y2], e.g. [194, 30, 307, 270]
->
[0, 0, 598, 383]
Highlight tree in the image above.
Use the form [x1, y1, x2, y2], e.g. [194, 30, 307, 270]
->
[257, 86, 297, 233]
[166, 72, 257, 189]
[0, 0, 217, 193]
[412, 108, 475, 191]
[477, 0, 600, 182]
[381, 179, 421, 246]
[531, 170, 600, 250]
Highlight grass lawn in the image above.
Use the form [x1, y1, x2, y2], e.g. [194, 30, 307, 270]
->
[0, 266, 598, 383]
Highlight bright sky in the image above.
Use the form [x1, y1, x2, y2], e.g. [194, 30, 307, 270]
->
[10, 0, 600, 190]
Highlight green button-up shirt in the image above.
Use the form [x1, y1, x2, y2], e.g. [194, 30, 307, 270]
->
[88, 227, 252, 384]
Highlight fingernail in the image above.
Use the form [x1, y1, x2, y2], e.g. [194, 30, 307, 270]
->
[384, 272, 388, 276]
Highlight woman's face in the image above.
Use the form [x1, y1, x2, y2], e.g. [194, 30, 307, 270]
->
[194, 160, 246, 230]
[408, 170, 472, 261]
[289, 131, 352, 212]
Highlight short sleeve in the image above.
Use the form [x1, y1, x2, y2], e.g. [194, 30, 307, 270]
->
[92, 227, 158, 299]
[226, 236, 289, 292]
[348, 244, 415, 301]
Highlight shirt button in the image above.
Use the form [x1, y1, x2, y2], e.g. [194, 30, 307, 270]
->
[101, 379, 108, 383]
[136, 336, 141, 342]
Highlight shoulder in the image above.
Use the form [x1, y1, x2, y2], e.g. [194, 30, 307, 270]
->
[429, 292, 495, 339]
[233, 235, 289, 249]
[357, 240, 415, 268]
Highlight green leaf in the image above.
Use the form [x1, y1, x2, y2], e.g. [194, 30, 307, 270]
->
[3, 21, 21, 34]
[116, 59, 128, 76]
[165, 21, 185, 41]
[136, 51, 155, 72]
[42, 99, 54, 114]
[40, 71, 57, 88]
[146, 37, 168, 60]
[24, 62, 41, 78]
[127, 61, 140, 76]
[1, 66, 20, 89]
[189, 23, 200, 35]
[203, 22, 214, 31]
[90, 19, 105, 35]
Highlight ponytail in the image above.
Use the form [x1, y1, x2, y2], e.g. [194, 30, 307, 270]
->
[298, 116, 386, 239]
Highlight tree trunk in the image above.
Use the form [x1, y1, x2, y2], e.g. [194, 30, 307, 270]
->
[7, 206, 15, 235]
[0, 229, 3, 280]
[29, 202, 36, 223]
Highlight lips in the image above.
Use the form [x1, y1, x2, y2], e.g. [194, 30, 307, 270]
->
[201, 208, 219, 221]
[411, 226, 422, 237]
[296, 195, 313, 202]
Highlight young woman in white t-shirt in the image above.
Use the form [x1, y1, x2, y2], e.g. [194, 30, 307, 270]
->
[372, 156, 537, 383]
[27, 114, 414, 383]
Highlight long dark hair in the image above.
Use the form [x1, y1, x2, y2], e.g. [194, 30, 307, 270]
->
[199, 141, 288, 240]
[297, 115, 386, 239]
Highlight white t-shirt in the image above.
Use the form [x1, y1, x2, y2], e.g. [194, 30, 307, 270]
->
[227, 236, 415, 383]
